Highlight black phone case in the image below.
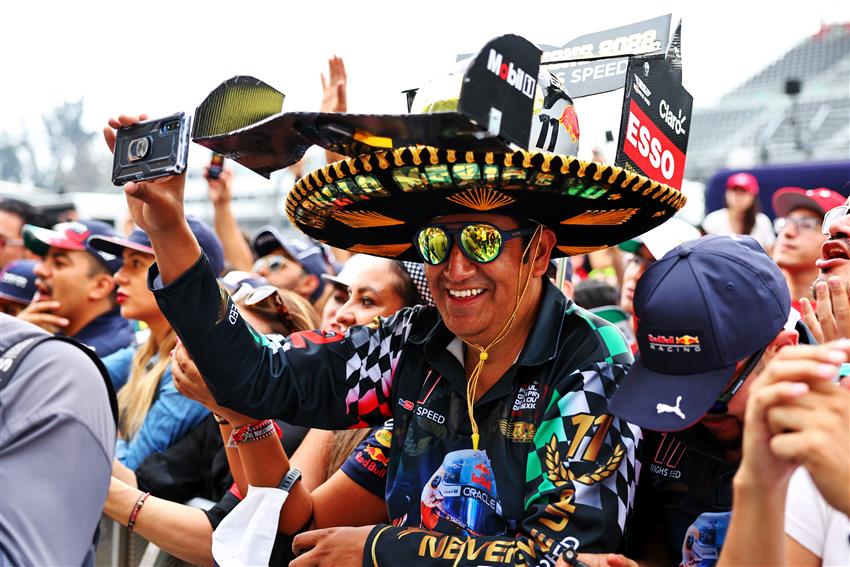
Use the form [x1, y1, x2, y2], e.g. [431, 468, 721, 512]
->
[112, 113, 191, 186]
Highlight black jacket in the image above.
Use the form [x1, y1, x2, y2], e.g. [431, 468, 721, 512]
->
[152, 255, 641, 567]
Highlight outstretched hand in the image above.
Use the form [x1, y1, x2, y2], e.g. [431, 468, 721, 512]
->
[320, 56, 347, 114]
[800, 276, 850, 343]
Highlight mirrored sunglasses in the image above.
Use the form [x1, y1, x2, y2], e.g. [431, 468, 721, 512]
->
[414, 223, 536, 265]
[822, 205, 850, 235]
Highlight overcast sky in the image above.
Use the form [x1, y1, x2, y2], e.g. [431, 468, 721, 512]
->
[2, 0, 847, 168]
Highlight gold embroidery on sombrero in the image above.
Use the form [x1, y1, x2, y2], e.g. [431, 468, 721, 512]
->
[361, 154, 374, 173]
[504, 153, 515, 167]
[332, 210, 405, 228]
[560, 208, 639, 226]
[376, 152, 391, 170]
[321, 167, 334, 184]
[309, 169, 324, 189]
[608, 193, 622, 200]
[651, 187, 669, 201]
[427, 147, 439, 165]
[593, 165, 606, 182]
[608, 168, 621, 184]
[392, 149, 405, 167]
[556, 245, 608, 256]
[332, 161, 345, 178]
[485, 152, 494, 165]
[410, 146, 424, 166]
[349, 243, 411, 257]
[465, 151, 475, 164]
[653, 210, 668, 218]
[642, 183, 658, 197]
[300, 175, 313, 193]
[559, 156, 577, 175]
[347, 159, 359, 176]
[447, 187, 516, 211]
[619, 170, 640, 189]
[631, 176, 650, 193]
[577, 161, 589, 179]
[522, 152, 533, 168]
[446, 149, 457, 163]
[541, 153, 554, 173]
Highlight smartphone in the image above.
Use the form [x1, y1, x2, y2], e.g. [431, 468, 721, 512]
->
[111, 112, 191, 186]
[208, 152, 225, 180]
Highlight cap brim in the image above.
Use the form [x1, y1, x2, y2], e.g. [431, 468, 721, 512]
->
[0, 292, 30, 304]
[321, 273, 351, 289]
[618, 239, 642, 254]
[87, 235, 154, 257]
[772, 188, 823, 218]
[22, 225, 85, 256]
[252, 228, 286, 258]
[609, 355, 736, 432]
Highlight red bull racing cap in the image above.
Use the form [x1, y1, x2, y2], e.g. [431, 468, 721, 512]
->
[609, 235, 791, 431]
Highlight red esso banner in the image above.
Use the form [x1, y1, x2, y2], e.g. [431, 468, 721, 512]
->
[623, 100, 685, 189]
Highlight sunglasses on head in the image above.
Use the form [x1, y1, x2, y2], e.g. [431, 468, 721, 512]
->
[251, 255, 302, 274]
[414, 222, 537, 265]
[822, 205, 850, 235]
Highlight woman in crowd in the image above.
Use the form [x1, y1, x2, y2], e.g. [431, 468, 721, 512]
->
[105, 256, 430, 565]
[702, 172, 775, 251]
[88, 218, 224, 470]
[110, 276, 319, 504]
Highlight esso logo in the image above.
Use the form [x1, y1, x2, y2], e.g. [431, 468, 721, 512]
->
[622, 100, 685, 189]
[625, 113, 675, 180]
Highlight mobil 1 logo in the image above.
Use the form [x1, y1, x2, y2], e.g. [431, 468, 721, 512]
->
[615, 55, 693, 190]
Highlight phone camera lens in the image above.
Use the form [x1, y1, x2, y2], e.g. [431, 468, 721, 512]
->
[161, 120, 179, 133]
[128, 137, 151, 162]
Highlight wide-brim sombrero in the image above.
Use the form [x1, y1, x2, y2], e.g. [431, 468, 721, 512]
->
[285, 146, 686, 261]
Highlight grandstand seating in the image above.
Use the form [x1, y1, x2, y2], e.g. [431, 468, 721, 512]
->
[685, 23, 850, 181]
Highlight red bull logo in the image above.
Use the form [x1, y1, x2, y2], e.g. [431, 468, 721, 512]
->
[363, 444, 389, 466]
[648, 333, 701, 353]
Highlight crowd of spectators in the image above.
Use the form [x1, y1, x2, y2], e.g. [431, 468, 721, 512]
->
[0, 54, 847, 567]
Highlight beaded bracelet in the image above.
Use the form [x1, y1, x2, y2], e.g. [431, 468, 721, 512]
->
[229, 419, 276, 446]
[127, 492, 150, 532]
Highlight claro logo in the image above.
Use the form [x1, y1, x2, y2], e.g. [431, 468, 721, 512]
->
[486, 49, 536, 99]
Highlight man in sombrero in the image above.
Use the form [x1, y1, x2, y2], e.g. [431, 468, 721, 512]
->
[104, 60, 684, 566]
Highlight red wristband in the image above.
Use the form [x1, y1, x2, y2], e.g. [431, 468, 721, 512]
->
[127, 492, 150, 532]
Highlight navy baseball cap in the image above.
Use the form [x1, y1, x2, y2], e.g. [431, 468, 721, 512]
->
[0, 260, 38, 305]
[609, 235, 791, 431]
[251, 226, 329, 300]
[88, 216, 225, 276]
[23, 220, 123, 273]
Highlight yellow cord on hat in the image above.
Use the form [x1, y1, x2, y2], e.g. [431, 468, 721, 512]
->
[463, 225, 543, 450]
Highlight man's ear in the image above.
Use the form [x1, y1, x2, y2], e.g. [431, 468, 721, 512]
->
[767, 328, 799, 355]
[530, 228, 557, 277]
[296, 273, 320, 300]
[88, 273, 117, 302]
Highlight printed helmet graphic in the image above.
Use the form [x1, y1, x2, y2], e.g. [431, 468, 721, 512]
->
[411, 61, 580, 156]
[680, 512, 731, 566]
[419, 449, 504, 536]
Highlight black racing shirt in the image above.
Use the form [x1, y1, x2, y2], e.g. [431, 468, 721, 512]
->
[626, 426, 738, 567]
[152, 254, 641, 567]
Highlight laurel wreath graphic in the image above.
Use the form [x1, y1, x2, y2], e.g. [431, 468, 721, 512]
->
[544, 434, 624, 485]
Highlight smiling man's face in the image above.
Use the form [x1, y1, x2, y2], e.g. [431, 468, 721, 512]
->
[422, 213, 555, 347]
